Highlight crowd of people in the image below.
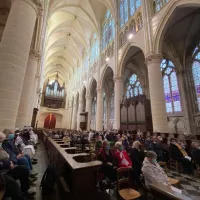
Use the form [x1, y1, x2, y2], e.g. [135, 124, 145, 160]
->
[49, 129, 200, 191]
[0, 126, 39, 200]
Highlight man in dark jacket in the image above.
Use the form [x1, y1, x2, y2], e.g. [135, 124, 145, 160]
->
[169, 138, 193, 174]
[191, 142, 200, 166]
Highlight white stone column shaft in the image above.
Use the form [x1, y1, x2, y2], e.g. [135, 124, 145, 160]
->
[114, 77, 123, 130]
[0, 0, 39, 130]
[77, 101, 83, 130]
[71, 103, 78, 130]
[86, 95, 92, 130]
[96, 88, 103, 131]
[16, 50, 40, 127]
[146, 54, 168, 132]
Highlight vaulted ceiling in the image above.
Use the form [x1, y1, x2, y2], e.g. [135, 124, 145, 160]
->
[44, 0, 116, 84]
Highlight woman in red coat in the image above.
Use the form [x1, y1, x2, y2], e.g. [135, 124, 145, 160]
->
[115, 142, 132, 168]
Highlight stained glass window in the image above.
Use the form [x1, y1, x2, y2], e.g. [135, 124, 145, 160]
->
[120, 0, 141, 28]
[90, 33, 99, 65]
[192, 46, 200, 111]
[161, 59, 181, 113]
[110, 91, 115, 120]
[153, 0, 169, 13]
[126, 74, 143, 98]
[92, 97, 97, 120]
[102, 10, 115, 50]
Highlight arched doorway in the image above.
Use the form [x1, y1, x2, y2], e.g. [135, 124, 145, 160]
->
[44, 114, 56, 129]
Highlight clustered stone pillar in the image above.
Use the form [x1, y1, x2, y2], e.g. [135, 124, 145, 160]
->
[0, 0, 40, 130]
[146, 54, 169, 132]
[15, 50, 41, 128]
[71, 102, 78, 130]
[86, 95, 92, 130]
[77, 100, 83, 130]
[96, 88, 103, 131]
[114, 76, 123, 130]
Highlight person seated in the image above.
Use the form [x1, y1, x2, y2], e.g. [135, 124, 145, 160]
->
[169, 138, 193, 174]
[115, 142, 132, 168]
[14, 130, 35, 158]
[191, 142, 200, 166]
[95, 136, 103, 150]
[122, 135, 129, 151]
[130, 141, 144, 184]
[144, 137, 152, 150]
[29, 127, 39, 145]
[98, 140, 117, 182]
[142, 151, 171, 189]
[1, 131, 38, 178]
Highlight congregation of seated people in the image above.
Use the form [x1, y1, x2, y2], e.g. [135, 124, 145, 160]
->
[0, 126, 39, 200]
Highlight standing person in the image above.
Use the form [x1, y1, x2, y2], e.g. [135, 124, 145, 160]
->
[115, 142, 132, 168]
[130, 141, 143, 184]
[88, 129, 94, 141]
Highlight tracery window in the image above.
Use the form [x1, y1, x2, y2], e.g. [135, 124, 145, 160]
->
[83, 52, 89, 71]
[110, 91, 115, 120]
[91, 97, 97, 120]
[126, 74, 143, 98]
[102, 10, 115, 51]
[119, 0, 141, 28]
[161, 59, 181, 113]
[90, 33, 99, 65]
[103, 92, 107, 124]
[153, 0, 169, 13]
[192, 45, 200, 111]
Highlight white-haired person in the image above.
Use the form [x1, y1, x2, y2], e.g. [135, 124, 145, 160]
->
[28, 127, 39, 145]
[14, 129, 36, 159]
[142, 151, 171, 189]
[130, 141, 144, 184]
[115, 142, 132, 168]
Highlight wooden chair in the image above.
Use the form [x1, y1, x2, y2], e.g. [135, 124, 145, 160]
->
[168, 177, 180, 188]
[158, 161, 168, 172]
[170, 159, 183, 173]
[117, 168, 141, 200]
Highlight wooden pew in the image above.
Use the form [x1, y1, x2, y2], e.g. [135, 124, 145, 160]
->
[150, 183, 192, 200]
[42, 132, 102, 200]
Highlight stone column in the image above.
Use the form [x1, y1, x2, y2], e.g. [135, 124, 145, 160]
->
[146, 54, 169, 132]
[71, 102, 78, 130]
[77, 100, 83, 130]
[0, 0, 41, 130]
[15, 50, 41, 127]
[177, 68, 193, 134]
[86, 95, 92, 130]
[114, 76, 123, 130]
[96, 88, 103, 131]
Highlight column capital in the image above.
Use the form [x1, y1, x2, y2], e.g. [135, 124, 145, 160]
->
[114, 76, 123, 82]
[29, 49, 41, 61]
[145, 53, 162, 65]
[14, 0, 43, 15]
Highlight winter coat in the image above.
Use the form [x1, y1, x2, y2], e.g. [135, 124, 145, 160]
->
[115, 150, 132, 168]
[142, 157, 170, 187]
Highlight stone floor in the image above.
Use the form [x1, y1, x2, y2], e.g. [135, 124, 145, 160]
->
[32, 142, 200, 200]
[167, 171, 200, 200]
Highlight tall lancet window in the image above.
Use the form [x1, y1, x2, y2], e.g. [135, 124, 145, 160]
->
[126, 74, 143, 98]
[110, 91, 115, 120]
[91, 97, 97, 120]
[90, 33, 99, 65]
[161, 59, 181, 113]
[192, 45, 200, 111]
[102, 10, 115, 51]
[103, 92, 107, 124]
